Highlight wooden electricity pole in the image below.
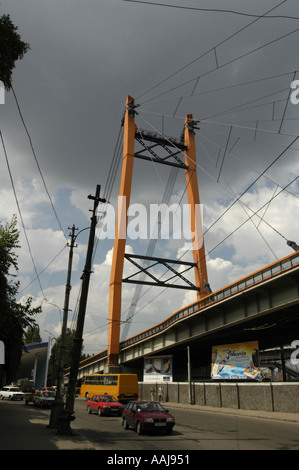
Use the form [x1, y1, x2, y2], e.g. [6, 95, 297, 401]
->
[48, 224, 77, 428]
[58, 184, 105, 435]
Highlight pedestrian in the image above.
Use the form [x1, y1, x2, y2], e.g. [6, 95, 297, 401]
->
[158, 386, 163, 401]
[150, 386, 155, 401]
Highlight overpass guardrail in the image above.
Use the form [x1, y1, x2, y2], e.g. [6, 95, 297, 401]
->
[120, 251, 299, 349]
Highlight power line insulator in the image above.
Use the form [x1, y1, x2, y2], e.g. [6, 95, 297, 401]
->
[287, 240, 299, 252]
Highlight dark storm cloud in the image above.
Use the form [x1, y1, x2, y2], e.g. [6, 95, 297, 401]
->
[3, 0, 298, 200]
[1, 0, 299, 348]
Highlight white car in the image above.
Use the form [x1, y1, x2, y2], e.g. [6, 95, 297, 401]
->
[0, 386, 24, 401]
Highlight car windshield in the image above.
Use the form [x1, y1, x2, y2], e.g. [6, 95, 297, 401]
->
[137, 402, 165, 412]
[100, 395, 117, 402]
[42, 391, 55, 397]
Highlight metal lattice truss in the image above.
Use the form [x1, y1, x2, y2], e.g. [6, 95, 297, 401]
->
[123, 253, 200, 291]
[134, 129, 188, 169]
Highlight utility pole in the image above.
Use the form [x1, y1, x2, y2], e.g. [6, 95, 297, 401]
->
[48, 224, 77, 428]
[58, 185, 105, 435]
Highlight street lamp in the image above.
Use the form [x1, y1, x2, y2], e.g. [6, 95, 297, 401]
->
[44, 302, 62, 323]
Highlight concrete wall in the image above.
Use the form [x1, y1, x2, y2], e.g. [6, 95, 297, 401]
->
[139, 382, 299, 413]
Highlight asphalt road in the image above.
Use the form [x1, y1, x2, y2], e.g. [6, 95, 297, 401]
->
[74, 398, 299, 451]
[1, 397, 299, 451]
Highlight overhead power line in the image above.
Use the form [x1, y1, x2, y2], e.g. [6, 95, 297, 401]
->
[139, 25, 299, 106]
[0, 129, 46, 298]
[135, 0, 289, 101]
[122, 0, 296, 20]
[11, 86, 67, 241]
[140, 70, 297, 107]
[136, 112, 299, 273]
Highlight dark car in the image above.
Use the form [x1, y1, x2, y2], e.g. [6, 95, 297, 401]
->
[122, 400, 175, 435]
[87, 394, 124, 416]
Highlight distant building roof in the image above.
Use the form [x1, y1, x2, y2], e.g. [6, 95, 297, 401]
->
[19, 342, 49, 388]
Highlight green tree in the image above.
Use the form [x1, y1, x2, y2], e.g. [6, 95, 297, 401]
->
[49, 328, 84, 371]
[48, 329, 87, 385]
[23, 325, 42, 344]
[0, 216, 41, 386]
[0, 13, 30, 90]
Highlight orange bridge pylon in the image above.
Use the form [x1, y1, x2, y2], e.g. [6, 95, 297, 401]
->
[107, 96, 211, 367]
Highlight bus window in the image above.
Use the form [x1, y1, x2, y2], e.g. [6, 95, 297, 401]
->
[80, 374, 138, 402]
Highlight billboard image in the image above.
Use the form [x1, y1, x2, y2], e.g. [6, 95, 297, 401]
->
[143, 356, 173, 383]
[211, 341, 261, 380]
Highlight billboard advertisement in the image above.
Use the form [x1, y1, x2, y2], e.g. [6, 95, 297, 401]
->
[211, 341, 261, 380]
[143, 355, 173, 383]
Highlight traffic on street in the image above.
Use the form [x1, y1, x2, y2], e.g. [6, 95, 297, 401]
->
[1, 396, 299, 451]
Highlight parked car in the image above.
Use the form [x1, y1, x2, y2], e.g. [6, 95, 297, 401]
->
[0, 386, 24, 401]
[122, 400, 175, 435]
[87, 394, 124, 416]
[33, 390, 56, 408]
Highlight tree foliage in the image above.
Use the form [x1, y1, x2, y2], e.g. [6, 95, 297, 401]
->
[0, 216, 41, 385]
[24, 325, 42, 344]
[49, 328, 77, 372]
[48, 328, 88, 385]
[0, 13, 30, 90]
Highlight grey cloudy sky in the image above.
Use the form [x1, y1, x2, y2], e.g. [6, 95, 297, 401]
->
[1, 0, 299, 354]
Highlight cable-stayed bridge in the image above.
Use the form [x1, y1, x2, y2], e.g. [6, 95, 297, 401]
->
[74, 239, 299, 381]
[66, 92, 299, 382]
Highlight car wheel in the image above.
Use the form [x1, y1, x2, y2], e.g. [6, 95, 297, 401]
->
[87, 406, 92, 414]
[137, 421, 143, 435]
[166, 428, 173, 434]
[97, 408, 102, 416]
[123, 418, 129, 430]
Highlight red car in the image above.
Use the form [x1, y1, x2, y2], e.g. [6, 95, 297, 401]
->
[122, 400, 175, 435]
[86, 394, 124, 416]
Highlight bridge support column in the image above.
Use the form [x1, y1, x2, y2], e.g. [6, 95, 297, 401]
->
[107, 100, 210, 368]
[184, 115, 209, 299]
[107, 96, 137, 366]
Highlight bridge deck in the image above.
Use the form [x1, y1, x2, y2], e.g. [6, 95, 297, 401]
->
[74, 250, 299, 377]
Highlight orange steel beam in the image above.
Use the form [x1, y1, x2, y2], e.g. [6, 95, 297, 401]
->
[107, 104, 209, 365]
[184, 114, 209, 300]
[107, 96, 137, 365]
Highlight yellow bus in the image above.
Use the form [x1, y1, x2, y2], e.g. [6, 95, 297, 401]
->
[80, 374, 138, 403]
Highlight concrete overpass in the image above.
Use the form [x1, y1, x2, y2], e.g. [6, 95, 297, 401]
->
[69, 250, 299, 381]
[19, 342, 50, 389]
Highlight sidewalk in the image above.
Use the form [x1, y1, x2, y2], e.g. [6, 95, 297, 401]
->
[0, 401, 100, 450]
[165, 401, 299, 423]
